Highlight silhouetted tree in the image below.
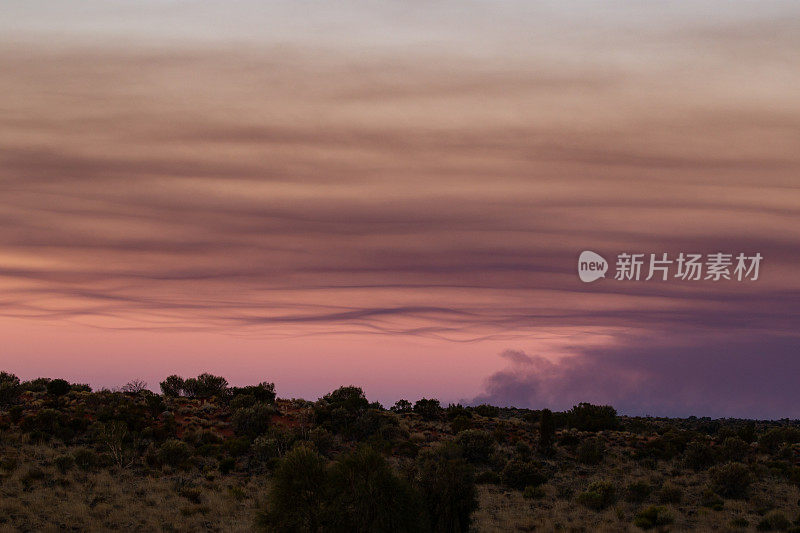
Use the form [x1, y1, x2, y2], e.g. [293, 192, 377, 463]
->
[538, 408, 555, 455]
[0, 371, 21, 407]
[159, 375, 184, 397]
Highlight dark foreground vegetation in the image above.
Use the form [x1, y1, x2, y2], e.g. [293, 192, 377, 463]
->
[1, 371, 799, 532]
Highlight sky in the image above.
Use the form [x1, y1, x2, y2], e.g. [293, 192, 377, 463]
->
[1, 1, 799, 418]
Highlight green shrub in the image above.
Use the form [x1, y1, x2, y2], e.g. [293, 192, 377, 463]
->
[157, 439, 192, 468]
[567, 403, 618, 431]
[719, 437, 749, 462]
[634, 506, 674, 529]
[501, 460, 547, 490]
[625, 480, 652, 503]
[709, 462, 752, 499]
[182, 373, 228, 399]
[0, 372, 21, 407]
[413, 398, 442, 421]
[450, 416, 472, 433]
[756, 511, 791, 531]
[232, 403, 277, 438]
[577, 437, 605, 465]
[537, 409, 556, 455]
[327, 446, 425, 532]
[160, 375, 185, 397]
[455, 430, 496, 464]
[415, 443, 477, 533]
[219, 457, 236, 474]
[473, 404, 500, 418]
[577, 481, 616, 510]
[256, 444, 329, 531]
[390, 399, 412, 414]
[46, 379, 71, 397]
[685, 439, 716, 471]
[54, 454, 74, 473]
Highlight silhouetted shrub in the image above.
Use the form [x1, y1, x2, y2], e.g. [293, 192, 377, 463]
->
[183, 373, 228, 399]
[756, 510, 791, 531]
[567, 403, 618, 431]
[634, 506, 674, 529]
[230, 382, 276, 404]
[232, 403, 277, 438]
[710, 462, 752, 499]
[719, 436, 749, 463]
[473, 404, 500, 418]
[456, 429, 496, 464]
[446, 404, 472, 420]
[538, 408, 556, 455]
[121, 379, 148, 394]
[685, 439, 716, 471]
[328, 446, 425, 531]
[577, 437, 605, 465]
[625, 480, 652, 503]
[0, 372, 21, 407]
[391, 399, 412, 413]
[21, 377, 50, 393]
[160, 375, 185, 397]
[415, 443, 477, 533]
[577, 481, 616, 510]
[219, 457, 236, 474]
[157, 439, 192, 468]
[501, 459, 547, 490]
[758, 427, 800, 454]
[256, 444, 329, 532]
[450, 416, 472, 433]
[46, 379, 71, 398]
[413, 398, 442, 421]
[523, 485, 546, 499]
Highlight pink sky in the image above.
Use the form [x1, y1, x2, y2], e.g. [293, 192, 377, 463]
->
[1, 1, 799, 416]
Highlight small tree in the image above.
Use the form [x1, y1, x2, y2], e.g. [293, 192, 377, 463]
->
[537, 408, 555, 455]
[0, 371, 21, 407]
[391, 399, 413, 414]
[256, 444, 330, 532]
[46, 378, 71, 398]
[455, 429, 496, 464]
[121, 379, 148, 395]
[160, 375, 184, 397]
[413, 398, 442, 420]
[415, 443, 477, 533]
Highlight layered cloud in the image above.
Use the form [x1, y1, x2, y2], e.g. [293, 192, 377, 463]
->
[0, 2, 799, 414]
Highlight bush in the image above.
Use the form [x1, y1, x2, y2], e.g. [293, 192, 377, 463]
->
[450, 416, 472, 434]
[567, 403, 618, 431]
[46, 379, 71, 397]
[577, 437, 605, 465]
[523, 485, 546, 499]
[256, 444, 330, 531]
[327, 446, 425, 531]
[684, 439, 715, 471]
[54, 454, 74, 473]
[577, 481, 616, 510]
[475, 470, 501, 484]
[0, 372, 21, 406]
[160, 375, 185, 397]
[625, 480, 652, 503]
[455, 430, 496, 464]
[183, 373, 228, 399]
[501, 460, 547, 490]
[719, 437, 749, 463]
[232, 403, 277, 438]
[73, 448, 98, 471]
[390, 399, 412, 413]
[756, 511, 791, 531]
[157, 439, 191, 468]
[634, 506, 674, 529]
[700, 488, 724, 510]
[709, 462, 752, 499]
[415, 443, 477, 533]
[230, 382, 276, 404]
[413, 398, 442, 421]
[473, 404, 500, 418]
[538, 409, 556, 455]
[219, 457, 236, 474]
